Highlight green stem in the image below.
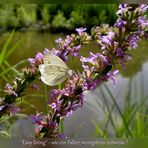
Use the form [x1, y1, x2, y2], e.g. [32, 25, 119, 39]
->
[44, 84, 49, 114]
[58, 83, 64, 133]
[0, 64, 9, 82]
[59, 117, 64, 134]
[58, 84, 62, 90]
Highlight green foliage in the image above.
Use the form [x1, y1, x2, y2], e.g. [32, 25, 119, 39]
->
[0, 4, 118, 32]
[52, 11, 67, 29]
[17, 4, 37, 27]
[0, 30, 24, 83]
[0, 5, 18, 28]
[41, 5, 50, 25]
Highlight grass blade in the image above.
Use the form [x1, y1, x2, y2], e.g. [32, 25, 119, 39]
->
[0, 30, 15, 64]
[5, 37, 24, 60]
[0, 59, 26, 77]
[104, 84, 133, 137]
[0, 64, 9, 81]
[4, 61, 22, 76]
[59, 118, 64, 134]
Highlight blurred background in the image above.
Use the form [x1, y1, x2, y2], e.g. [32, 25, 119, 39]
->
[0, 4, 148, 139]
[0, 4, 117, 33]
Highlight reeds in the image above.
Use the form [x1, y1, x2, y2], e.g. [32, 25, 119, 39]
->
[89, 73, 148, 138]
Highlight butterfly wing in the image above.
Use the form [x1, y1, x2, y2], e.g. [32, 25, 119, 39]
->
[39, 52, 70, 86]
[39, 63, 68, 86]
[43, 52, 68, 68]
[40, 72, 68, 86]
[39, 63, 68, 74]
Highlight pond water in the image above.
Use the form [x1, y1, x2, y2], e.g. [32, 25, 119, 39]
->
[0, 31, 148, 138]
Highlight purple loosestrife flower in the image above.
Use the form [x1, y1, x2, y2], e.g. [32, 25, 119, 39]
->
[81, 52, 109, 73]
[28, 58, 36, 65]
[115, 48, 124, 57]
[54, 34, 83, 61]
[30, 113, 43, 124]
[126, 33, 140, 49]
[49, 74, 83, 117]
[108, 31, 115, 38]
[30, 112, 58, 137]
[22, 66, 38, 77]
[49, 121, 57, 129]
[54, 37, 71, 61]
[50, 89, 62, 101]
[35, 52, 44, 64]
[43, 48, 50, 54]
[82, 78, 100, 91]
[100, 36, 113, 48]
[138, 16, 148, 29]
[115, 48, 132, 68]
[140, 4, 148, 13]
[50, 103, 57, 109]
[65, 35, 73, 45]
[28, 52, 44, 66]
[80, 52, 110, 90]
[49, 101, 61, 113]
[57, 50, 69, 62]
[76, 27, 86, 36]
[98, 31, 118, 54]
[35, 125, 43, 137]
[119, 4, 128, 9]
[115, 18, 127, 29]
[54, 30, 90, 61]
[7, 106, 20, 115]
[69, 45, 81, 57]
[82, 69, 119, 90]
[117, 4, 129, 16]
[91, 24, 114, 40]
[106, 70, 119, 85]
[75, 27, 91, 45]
[98, 31, 115, 46]
[49, 89, 63, 113]
[4, 83, 18, 97]
[65, 73, 83, 100]
[3, 103, 20, 115]
[55, 38, 62, 44]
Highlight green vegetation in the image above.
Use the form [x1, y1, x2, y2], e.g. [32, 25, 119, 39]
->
[89, 76, 148, 138]
[0, 30, 24, 84]
[0, 4, 118, 32]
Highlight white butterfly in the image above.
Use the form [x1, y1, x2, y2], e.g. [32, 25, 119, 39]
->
[39, 52, 72, 86]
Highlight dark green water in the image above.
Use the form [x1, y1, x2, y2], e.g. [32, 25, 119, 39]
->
[0, 31, 148, 138]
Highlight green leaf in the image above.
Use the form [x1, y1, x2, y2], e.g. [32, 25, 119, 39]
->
[0, 30, 15, 65]
[0, 131, 11, 138]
